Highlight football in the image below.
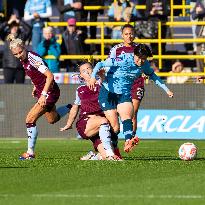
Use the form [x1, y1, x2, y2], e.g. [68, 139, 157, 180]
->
[178, 142, 197, 161]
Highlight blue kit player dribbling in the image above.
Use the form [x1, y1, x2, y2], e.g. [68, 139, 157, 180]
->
[88, 43, 174, 152]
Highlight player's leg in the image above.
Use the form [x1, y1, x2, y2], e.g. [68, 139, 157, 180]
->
[103, 109, 119, 134]
[20, 103, 47, 160]
[90, 136, 107, 160]
[131, 86, 145, 136]
[98, 85, 121, 154]
[84, 115, 107, 136]
[102, 111, 122, 158]
[81, 136, 108, 161]
[85, 115, 115, 158]
[44, 104, 72, 124]
[96, 143, 107, 160]
[117, 101, 139, 152]
[98, 85, 120, 133]
[103, 109, 121, 156]
[44, 105, 60, 124]
[132, 99, 141, 136]
[110, 130, 122, 159]
[43, 91, 72, 124]
[117, 101, 134, 141]
[56, 103, 72, 119]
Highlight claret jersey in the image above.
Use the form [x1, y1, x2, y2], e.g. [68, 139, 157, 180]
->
[21, 51, 59, 98]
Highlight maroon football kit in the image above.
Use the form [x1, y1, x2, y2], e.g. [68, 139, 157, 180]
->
[21, 51, 60, 110]
[73, 83, 105, 149]
[75, 83, 104, 139]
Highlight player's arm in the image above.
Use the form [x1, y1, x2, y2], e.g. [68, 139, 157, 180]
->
[32, 85, 37, 98]
[144, 62, 174, 98]
[60, 104, 79, 131]
[60, 90, 80, 131]
[88, 58, 118, 90]
[41, 69, 54, 95]
[88, 61, 106, 90]
[91, 58, 120, 79]
[91, 61, 105, 78]
[35, 61, 54, 107]
[149, 72, 173, 97]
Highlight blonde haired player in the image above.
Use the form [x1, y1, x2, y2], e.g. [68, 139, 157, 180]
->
[8, 35, 71, 160]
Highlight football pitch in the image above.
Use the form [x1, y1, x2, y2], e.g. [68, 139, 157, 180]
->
[0, 139, 205, 205]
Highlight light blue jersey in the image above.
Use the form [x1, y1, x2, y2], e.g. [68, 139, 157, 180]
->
[24, 0, 52, 27]
[91, 53, 169, 95]
[64, 0, 75, 17]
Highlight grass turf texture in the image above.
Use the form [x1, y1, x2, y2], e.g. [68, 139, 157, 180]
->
[0, 139, 205, 205]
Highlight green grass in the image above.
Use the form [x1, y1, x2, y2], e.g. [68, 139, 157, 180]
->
[0, 139, 205, 205]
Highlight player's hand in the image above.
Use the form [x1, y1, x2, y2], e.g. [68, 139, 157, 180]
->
[167, 90, 174, 98]
[60, 124, 72, 131]
[37, 95, 46, 108]
[87, 78, 96, 90]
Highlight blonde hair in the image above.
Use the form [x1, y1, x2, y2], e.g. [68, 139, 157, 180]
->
[43, 26, 53, 34]
[7, 34, 24, 50]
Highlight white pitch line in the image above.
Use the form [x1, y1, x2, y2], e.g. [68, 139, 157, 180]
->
[33, 194, 204, 199]
[0, 194, 204, 199]
[0, 141, 20, 144]
[11, 141, 20, 144]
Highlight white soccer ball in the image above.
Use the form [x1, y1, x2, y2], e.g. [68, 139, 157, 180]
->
[178, 142, 197, 161]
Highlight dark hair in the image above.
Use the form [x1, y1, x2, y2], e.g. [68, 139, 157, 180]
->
[121, 24, 134, 33]
[77, 60, 93, 83]
[9, 21, 19, 28]
[77, 60, 93, 70]
[118, 0, 131, 7]
[134, 44, 153, 58]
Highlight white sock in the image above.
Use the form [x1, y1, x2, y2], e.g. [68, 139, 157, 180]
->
[27, 125, 38, 155]
[99, 124, 114, 157]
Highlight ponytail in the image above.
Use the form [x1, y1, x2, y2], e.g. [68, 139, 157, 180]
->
[6, 34, 16, 42]
[7, 34, 24, 50]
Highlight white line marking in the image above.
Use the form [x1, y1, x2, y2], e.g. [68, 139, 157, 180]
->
[11, 141, 20, 144]
[33, 194, 205, 199]
[0, 141, 20, 143]
[0, 194, 204, 199]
